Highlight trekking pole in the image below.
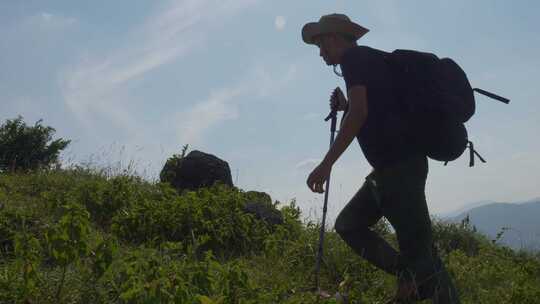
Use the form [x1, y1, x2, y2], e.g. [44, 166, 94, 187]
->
[314, 103, 339, 298]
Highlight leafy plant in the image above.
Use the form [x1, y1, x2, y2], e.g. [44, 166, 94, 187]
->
[1, 167, 540, 303]
[13, 217, 43, 302]
[159, 144, 190, 184]
[44, 200, 91, 301]
[111, 183, 275, 260]
[90, 236, 118, 279]
[432, 215, 486, 256]
[0, 116, 70, 173]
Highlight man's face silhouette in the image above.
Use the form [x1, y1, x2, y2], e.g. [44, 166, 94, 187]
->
[314, 34, 348, 66]
[315, 34, 334, 65]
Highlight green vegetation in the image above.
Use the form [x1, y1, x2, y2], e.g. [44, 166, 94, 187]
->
[1, 167, 539, 303]
[0, 116, 538, 303]
[0, 116, 70, 173]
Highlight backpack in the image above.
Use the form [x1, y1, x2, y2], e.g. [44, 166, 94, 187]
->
[386, 49, 510, 166]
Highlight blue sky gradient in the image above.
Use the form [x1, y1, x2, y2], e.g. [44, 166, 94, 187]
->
[1, 0, 539, 226]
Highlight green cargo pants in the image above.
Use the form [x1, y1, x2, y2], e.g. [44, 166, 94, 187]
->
[334, 154, 460, 303]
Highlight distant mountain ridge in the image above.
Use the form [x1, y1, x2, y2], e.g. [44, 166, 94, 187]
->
[440, 198, 540, 252]
[436, 200, 495, 218]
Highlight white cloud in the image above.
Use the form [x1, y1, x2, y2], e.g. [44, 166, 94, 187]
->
[52, 0, 303, 180]
[275, 16, 286, 31]
[168, 61, 299, 147]
[40, 12, 76, 27]
[41, 13, 53, 21]
[23, 12, 77, 30]
[254, 63, 297, 98]
[172, 86, 244, 147]
[59, 0, 259, 132]
[0, 11, 77, 38]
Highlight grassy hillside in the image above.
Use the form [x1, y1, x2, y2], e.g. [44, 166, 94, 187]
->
[1, 167, 539, 303]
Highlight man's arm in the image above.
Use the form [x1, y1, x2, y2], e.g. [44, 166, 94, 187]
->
[322, 85, 368, 167]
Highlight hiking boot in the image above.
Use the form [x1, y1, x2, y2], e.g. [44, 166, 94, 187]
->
[431, 262, 461, 304]
[389, 261, 441, 303]
[383, 273, 421, 304]
[394, 279, 420, 302]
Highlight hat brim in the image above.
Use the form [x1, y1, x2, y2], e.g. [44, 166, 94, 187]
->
[302, 21, 369, 45]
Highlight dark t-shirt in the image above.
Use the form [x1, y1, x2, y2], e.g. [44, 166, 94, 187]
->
[340, 45, 418, 169]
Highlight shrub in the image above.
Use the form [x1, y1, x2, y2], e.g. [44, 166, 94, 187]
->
[77, 175, 148, 227]
[0, 116, 70, 173]
[111, 183, 278, 260]
[159, 144, 189, 185]
[432, 215, 489, 256]
[2, 167, 540, 303]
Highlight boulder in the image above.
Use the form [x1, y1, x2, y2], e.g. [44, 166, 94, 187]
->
[243, 202, 283, 226]
[160, 150, 233, 193]
[243, 191, 283, 226]
[245, 191, 272, 205]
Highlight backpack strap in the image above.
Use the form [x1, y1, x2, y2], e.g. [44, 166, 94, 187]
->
[443, 141, 487, 167]
[468, 141, 487, 167]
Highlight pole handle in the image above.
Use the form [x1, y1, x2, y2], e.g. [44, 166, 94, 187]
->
[473, 88, 510, 104]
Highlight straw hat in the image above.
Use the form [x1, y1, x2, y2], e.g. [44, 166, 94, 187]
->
[302, 13, 369, 45]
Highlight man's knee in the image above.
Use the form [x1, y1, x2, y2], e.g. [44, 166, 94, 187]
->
[333, 212, 348, 235]
[334, 181, 382, 236]
[334, 212, 369, 237]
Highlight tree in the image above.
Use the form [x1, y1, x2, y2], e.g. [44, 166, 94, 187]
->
[0, 116, 71, 173]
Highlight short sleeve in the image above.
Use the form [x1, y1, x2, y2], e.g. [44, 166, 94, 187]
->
[340, 46, 390, 92]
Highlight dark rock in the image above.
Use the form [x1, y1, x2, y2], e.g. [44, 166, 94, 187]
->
[245, 191, 272, 205]
[243, 201, 284, 226]
[160, 150, 233, 193]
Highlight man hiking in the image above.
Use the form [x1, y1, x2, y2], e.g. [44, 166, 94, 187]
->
[303, 14, 461, 303]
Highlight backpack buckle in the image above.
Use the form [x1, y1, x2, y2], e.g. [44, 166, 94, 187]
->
[444, 141, 487, 167]
[467, 141, 487, 167]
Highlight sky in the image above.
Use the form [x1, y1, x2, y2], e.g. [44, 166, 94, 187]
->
[1, 0, 539, 228]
